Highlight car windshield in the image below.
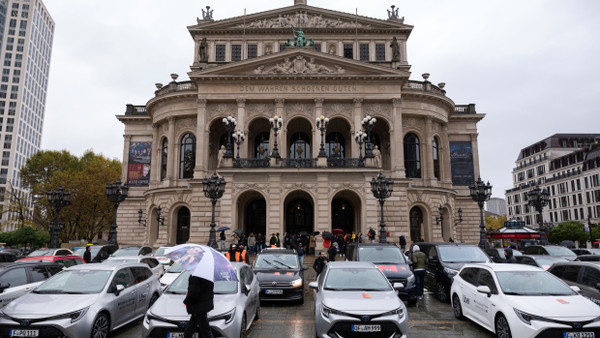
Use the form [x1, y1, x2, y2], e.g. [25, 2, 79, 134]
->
[154, 248, 168, 256]
[73, 248, 85, 257]
[438, 246, 490, 263]
[358, 246, 406, 264]
[112, 248, 140, 257]
[167, 271, 237, 294]
[534, 256, 567, 269]
[28, 249, 53, 257]
[324, 268, 391, 291]
[34, 270, 112, 294]
[545, 246, 577, 258]
[106, 258, 137, 264]
[496, 270, 576, 296]
[254, 254, 298, 269]
[167, 262, 185, 273]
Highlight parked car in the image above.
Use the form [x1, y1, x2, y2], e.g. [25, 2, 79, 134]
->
[111, 245, 153, 257]
[451, 263, 600, 337]
[309, 261, 408, 338]
[484, 248, 523, 263]
[0, 252, 17, 263]
[577, 255, 600, 262]
[409, 242, 491, 302]
[143, 262, 260, 338]
[514, 254, 568, 270]
[346, 242, 417, 305]
[523, 245, 578, 261]
[0, 249, 23, 260]
[0, 262, 161, 337]
[26, 248, 73, 257]
[572, 248, 600, 256]
[103, 256, 165, 277]
[548, 261, 600, 306]
[252, 248, 306, 304]
[159, 262, 185, 290]
[0, 262, 63, 309]
[73, 244, 118, 263]
[152, 246, 172, 265]
[16, 255, 86, 267]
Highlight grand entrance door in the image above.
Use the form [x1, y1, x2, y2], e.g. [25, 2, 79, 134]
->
[245, 199, 266, 235]
[332, 198, 354, 234]
[285, 195, 313, 235]
[410, 207, 423, 242]
[176, 207, 190, 244]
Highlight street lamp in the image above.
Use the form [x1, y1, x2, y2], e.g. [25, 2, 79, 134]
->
[435, 205, 444, 225]
[222, 115, 237, 158]
[106, 179, 129, 246]
[354, 130, 366, 167]
[361, 114, 376, 157]
[469, 177, 492, 249]
[528, 184, 550, 245]
[269, 115, 283, 158]
[370, 171, 394, 243]
[202, 172, 226, 249]
[454, 208, 463, 226]
[232, 130, 245, 167]
[46, 186, 71, 249]
[316, 115, 329, 157]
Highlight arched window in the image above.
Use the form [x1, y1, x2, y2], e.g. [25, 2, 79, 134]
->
[404, 133, 421, 178]
[254, 132, 270, 159]
[433, 137, 440, 180]
[176, 207, 190, 244]
[289, 132, 311, 159]
[179, 133, 196, 179]
[160, 138, 168, 181]
[326, 132, 345, 158]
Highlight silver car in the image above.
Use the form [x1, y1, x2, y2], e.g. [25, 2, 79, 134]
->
[143, 262, 260, 338]
[103, 256, 165, 278]
[0, 262, 161, 337]
[309, 261, 408, 338]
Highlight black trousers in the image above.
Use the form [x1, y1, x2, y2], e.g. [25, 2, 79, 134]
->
[184, 313, 213, 338]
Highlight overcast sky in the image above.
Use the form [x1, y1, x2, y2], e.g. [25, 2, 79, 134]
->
[41, 0, 600, 198]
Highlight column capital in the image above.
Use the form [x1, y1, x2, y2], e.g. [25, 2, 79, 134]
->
[274, 98, 285, 106]
[197, 98, 207, 106]
[392, 98, 402, 107]
[168, 116, 176, 123]
[314, 98, 324, 106]
[236, 98, 246, 106]
[124, 134, 132, 141]
[353, 98, 363, 106]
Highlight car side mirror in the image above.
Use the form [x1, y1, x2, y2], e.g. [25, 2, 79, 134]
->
[115, 284, 125, 296]
[393, 282, 404, 290]
[476, 285, 492, 297]
[571, 285, 582, 292]
[0, 283, 10, 293]
[309, 281, 318, 291]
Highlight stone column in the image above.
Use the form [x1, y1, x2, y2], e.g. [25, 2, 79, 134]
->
[442, 124, 451, 182]
[167, 117, 176, 181]
[369, 41, 376, 61]
[236, 99, 247, 158]
[122, 135, 132, 182]
[352, 99, 363, 158]
[208, 41, 215, 62]
[314, 98, 324, 162]
[195, 99, 207, 178]
[151, 124, 160, 183]
[424, 116, 434, 180]
[225, 41, 231, 62]
[471, 133, 481, 179]
[275, 98, 285, 158]
[391, 98, 405, 177]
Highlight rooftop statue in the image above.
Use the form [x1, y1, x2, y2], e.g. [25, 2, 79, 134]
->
[286, 26, 315, 48]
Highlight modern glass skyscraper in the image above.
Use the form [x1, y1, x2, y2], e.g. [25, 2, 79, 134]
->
[0, 0, 53, 230]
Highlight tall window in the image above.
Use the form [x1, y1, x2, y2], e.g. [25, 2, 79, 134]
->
[359, 44, 369, 61]
[375, 43, 386, 61]
[160, 138, 168, 180]
[231, 44, 242, 61]
[179, 133, 196, 179]
[176, 207, 191, 244]
[433, 137, 440, 180]
[215, 44, 225, 61]
[247, 44, 257, 59]
[404, 133, 421, 178]
[289, 132, 311, 159]
[326, 133, 345, 158]
[343, 44, 353, 59]
[255, 132, 270, 159]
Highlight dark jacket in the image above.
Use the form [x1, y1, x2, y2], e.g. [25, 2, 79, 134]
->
[219, 231, 226, 240]
[83, 249, 91, 264]
[399, 236, 407, 246]
[313, 256, 327, 275]
[504, 248, 517, 263]
[328, 245, 338, 262]
[183, 276, 214, 314]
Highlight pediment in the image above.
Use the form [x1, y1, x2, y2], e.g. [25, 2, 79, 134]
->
[190, 49, 410, 79]
[189, 4, 412, 32]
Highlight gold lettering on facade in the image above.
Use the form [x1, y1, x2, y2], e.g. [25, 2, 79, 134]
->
[239, 84, 356, 93]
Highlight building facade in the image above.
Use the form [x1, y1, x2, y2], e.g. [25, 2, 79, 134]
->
[506, 134, 600, 233]
[116, 1, 486, 248]
[485, 197, 507, 216]
[0, 0, 53, 230]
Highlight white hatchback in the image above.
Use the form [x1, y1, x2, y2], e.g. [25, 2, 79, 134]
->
[451, 263, 600, 338]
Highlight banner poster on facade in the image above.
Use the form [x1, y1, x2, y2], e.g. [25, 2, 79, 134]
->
[127, 142, 152, 186]
[450, 141, 474, 186]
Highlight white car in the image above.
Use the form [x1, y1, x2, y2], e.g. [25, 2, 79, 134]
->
[159, 262, 184, 290]
[103, 256, 165, 278]
[152, 246, 173, 266]
[451, 263, 600, 338]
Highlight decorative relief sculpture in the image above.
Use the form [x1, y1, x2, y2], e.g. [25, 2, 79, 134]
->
[255, 55, 344, 75]
[198, 38, 208, 62]
[363, 103, 391, 117]
[286, 102, 312, 117]
[325, 103, 352, 115]
[176, 118, 196, 130]
[247, 103, 274, 117]
[207, 103, 236, 120]
[235, 13, 370, 29]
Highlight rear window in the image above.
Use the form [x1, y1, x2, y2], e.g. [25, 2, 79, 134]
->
[254, 254, 298, 269]
[358, 246, 406, 264]
[438, 246, 489, 263]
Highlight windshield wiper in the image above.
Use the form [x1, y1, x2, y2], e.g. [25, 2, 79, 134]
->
[33, 289, 64, 294]
[273, 260, 293, 269]
[168, 290, 187, 294]
[261, 259, 274, 267]
[63, 291, 87, 294]
[503, 291, 527, 295]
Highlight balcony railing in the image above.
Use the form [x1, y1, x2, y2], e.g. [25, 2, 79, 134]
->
[281, 158, 318, 168]
[233, 158, 270, 168]
[327, 157, 365, 168]
[230, 157, 371, 168]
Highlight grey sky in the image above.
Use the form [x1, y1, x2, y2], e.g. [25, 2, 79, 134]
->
[41, 0, 600, 198]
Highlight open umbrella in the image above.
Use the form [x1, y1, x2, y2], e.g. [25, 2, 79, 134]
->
[299, 231, 309, 236]
[233, 229, 245, 234]
[322, 231, 333, 240]
[560, 240, 576, 249]
[165, 244, 238, 282]
[217, 226, 230, 232]
[311, 231, 321, 236]
[332, 228, 344, 235]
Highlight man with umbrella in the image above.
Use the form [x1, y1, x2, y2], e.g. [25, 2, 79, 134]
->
[184, 273, 214, 338]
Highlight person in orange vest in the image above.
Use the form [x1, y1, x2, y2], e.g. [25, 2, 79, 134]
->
[237, 244, 249, 264]
[225, 244, 238, 262]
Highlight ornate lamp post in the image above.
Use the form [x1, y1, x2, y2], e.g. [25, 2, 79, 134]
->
[269, 115, 283, 158]
[316, 115, 329, 157]
[454, 208, 463, 226]
[528, 184, 550, 245]
[354, 130, 366, 166]
[46, 186, 71, 249]
[435, 205, 444, 225]
[370, 171, 394, 243]
[203, 172, 226, 249]
[222, 115, 237, 158]
[232, 130, 245, 167]
[106, 179, 129, 246]
[361, 114, 376, 157]
[469, 177, 492, 249]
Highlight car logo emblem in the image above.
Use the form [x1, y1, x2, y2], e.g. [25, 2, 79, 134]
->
[272, 282, 277, 287]
[179, 322, 187, 329]
[361, 316, 370, 322]
[573, 322, 582, 329]
[20, 320, 30, 327]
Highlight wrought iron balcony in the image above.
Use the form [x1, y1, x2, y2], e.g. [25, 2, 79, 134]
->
[229, 157, 371, 169]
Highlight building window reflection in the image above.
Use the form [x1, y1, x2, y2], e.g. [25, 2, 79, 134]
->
[326, 132, 344, 158]
[289, 132, 311, 159]
[255, 132, 270, 159]
[161, 138, 168, 181]
[433, 136, 440, 180]
[179, 133, 196, 179]
[404, 133, 421, 178]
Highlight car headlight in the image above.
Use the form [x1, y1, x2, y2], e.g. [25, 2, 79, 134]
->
[382, 306, 405, 318]
[514, 308, 553, 325]
[50, 307, 89, 324]
[290, 278, 303, 287]
[321, 305, 346, 319]
[209, 308, 236, 324]
[443, 267, 458, 277]
[407, 274, 415, 285]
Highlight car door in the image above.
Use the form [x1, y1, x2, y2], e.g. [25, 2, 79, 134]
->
[107, 268, 137, 326]
[471, 268, 498, 328]
[456, 268, 478, 318]
[424, 246, 439, 290]
[131, 266, 154, 317]
[140, 258, 162, 277]
[577, 266, 600, 305]
[0, 266, 30, 308]
[240, 266, 259, 322]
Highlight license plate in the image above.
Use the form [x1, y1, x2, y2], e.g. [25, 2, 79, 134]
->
[565, 333, 595, 338]
[352, 324, 381, 332]
[168, 333, 197, 338]
[265, 289, 283, 295]
[9, 329, 39, 337]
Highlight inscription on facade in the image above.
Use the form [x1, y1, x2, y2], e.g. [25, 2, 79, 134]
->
[239, 84, 357, 93]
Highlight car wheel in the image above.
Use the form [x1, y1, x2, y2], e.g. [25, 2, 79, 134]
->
[495, 313, 512, 338]
[436, 283, 449, 302]
[240, 313, 248, 338]
[91, 312, 110, 338]
[452, 294, 464, 319]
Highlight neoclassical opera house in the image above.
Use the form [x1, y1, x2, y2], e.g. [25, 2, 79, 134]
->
[116, 0, 486, 249]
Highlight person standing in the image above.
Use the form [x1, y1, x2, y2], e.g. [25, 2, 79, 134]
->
[248, 233, 256, 255]
[237, 245, 249, 263]
[219, 231, 226, 250]
[368, 227, 376, 243]
[183, 275, 214, 338]
[328, 242, 338, 262]
[309, 234, 316, 255]
[269, 233, 277, 247]
[83, 246, 92, 263]
[256, 233, 265, 252]
[412, 245, 428, 300]
[313, 251, 328, 276]
[399, 235, 407, 253]
[225, 244, 238, 262]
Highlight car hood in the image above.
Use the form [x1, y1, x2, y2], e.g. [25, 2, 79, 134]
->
[374, 264, 412, 279]
[149, 292, 238, 319]
[322, 290, 401, 313]
[3, 293, 98, 317]
[160, 272, 181, 285]
[255, 270, 300, 282]
[509, 295, 600, 320]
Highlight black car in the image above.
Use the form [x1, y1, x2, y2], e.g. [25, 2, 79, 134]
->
[522, 245, 578, 261]
[484, 248, 522, 263]
[73, 244, 118, 263]
[252, 248, 306, 304]
[409, 242, 491, 302]
[346, 242, 418, 305]
[547, 261, 600, 306]
[514, 254, 567, 270]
